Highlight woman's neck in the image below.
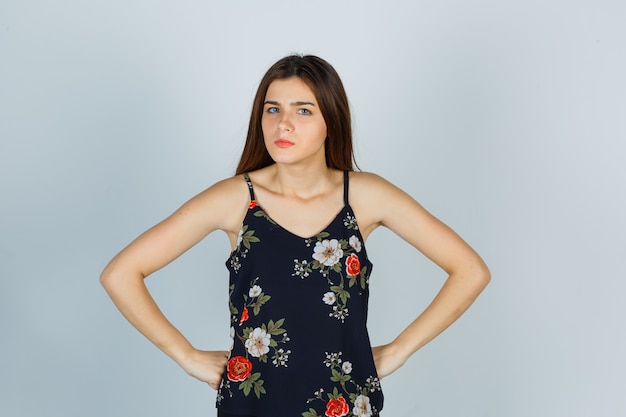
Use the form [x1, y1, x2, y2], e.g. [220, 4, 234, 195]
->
[265, 163, 340, 200]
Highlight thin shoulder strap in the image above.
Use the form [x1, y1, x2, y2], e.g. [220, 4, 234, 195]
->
[242, 172, 256, 201]
[343, 170, 349, 206]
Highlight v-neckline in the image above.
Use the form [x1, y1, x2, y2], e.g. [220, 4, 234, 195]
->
[252, 201, 348, 240]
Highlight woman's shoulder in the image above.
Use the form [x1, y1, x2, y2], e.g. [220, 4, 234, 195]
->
[196, 174, 247, 198]
[349, 170, 398, 194]
[172, 174, 249, 234]
[349, 170, 416, 218]
[186, 174, 248, 213]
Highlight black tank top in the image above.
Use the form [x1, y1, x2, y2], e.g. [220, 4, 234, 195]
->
[217, 171, 383, 417]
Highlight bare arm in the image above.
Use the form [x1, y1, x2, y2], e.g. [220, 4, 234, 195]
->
[351, 173, 491, 378]
[99, 176, 248, 388]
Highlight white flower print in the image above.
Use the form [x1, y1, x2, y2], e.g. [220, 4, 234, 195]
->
[249, 285, 262, 298]
[230, 256, 241, 273]
[342, 361, 352, 374]
[349, 235, 362, 253]
[353, 394, 373, 417]
[312, 239, 343, 267]
[245, 327, 271, 358]
[324, 351, 343, 368]
[343, 213, 359, 230]
[322, 292, 336, 305]
[365, 376, 381, 392]
[292, 259, 311, 279]
[271, 348, 291, 367]
[330, 305, 349, 322]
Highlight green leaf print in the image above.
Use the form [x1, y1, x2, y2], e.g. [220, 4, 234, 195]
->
[241, 327, 253, 340]
[267, 318, 286, 335]
[253, 209, 276, 225]
[228, 284, 239, 316]
[348, 274, 358, 288]
[330, 368, 351, 385]
[253, 379, 266, 398]
[316, 231, 330, 240]
[252, 293, 271, 315]
[360, 266, 369, 289]
[301, 408, 320, 417]
[240, 372, 261, 396]
[330, 285, 350, 305]
[240, 225, 260, 250]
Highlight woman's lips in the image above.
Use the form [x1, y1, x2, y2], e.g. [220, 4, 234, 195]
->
[274, 139, 294, 148]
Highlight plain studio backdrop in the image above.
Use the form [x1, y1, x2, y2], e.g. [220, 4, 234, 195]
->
[1, 1, 625, 416]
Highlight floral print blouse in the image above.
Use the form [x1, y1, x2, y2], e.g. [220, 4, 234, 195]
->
[217, 171, 383, 417]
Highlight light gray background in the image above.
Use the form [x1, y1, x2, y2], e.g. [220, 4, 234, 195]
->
[1, 1, 625, 416]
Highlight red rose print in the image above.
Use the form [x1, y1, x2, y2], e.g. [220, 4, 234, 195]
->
[249, 200, 258, 209]
[325, 396, 349, 417]
[227, 356, 252, 382]
[345, 253, 360, 277]
[239, 306, 249, 325]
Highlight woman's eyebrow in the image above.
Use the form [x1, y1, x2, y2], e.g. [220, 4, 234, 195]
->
[292, 101, 316, 106]
[264, 100, 316, 106]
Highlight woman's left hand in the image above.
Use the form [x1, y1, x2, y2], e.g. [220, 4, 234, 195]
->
[371, 343, 408, 379]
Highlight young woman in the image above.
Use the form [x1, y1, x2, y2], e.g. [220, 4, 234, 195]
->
[100, 55, 490, 417]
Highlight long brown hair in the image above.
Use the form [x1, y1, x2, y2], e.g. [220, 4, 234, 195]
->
[236, 55, 356, 175]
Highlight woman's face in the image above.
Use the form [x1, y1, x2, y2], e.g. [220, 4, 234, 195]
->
[261, 77, 328, 168]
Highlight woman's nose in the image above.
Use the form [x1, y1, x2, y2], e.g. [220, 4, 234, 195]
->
[278, 114, 293, 132]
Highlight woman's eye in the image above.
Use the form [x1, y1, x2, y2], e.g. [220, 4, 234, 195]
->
[267, 107, 279, 113]
[298, 108, 312, 115]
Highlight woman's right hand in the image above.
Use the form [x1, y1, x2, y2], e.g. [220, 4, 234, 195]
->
[180, 349, 230, 390]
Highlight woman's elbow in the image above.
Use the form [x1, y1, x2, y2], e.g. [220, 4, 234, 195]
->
[99, 261, 131, 294]
[99, 264, 117, 294]
[473, 261, 491, 291]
